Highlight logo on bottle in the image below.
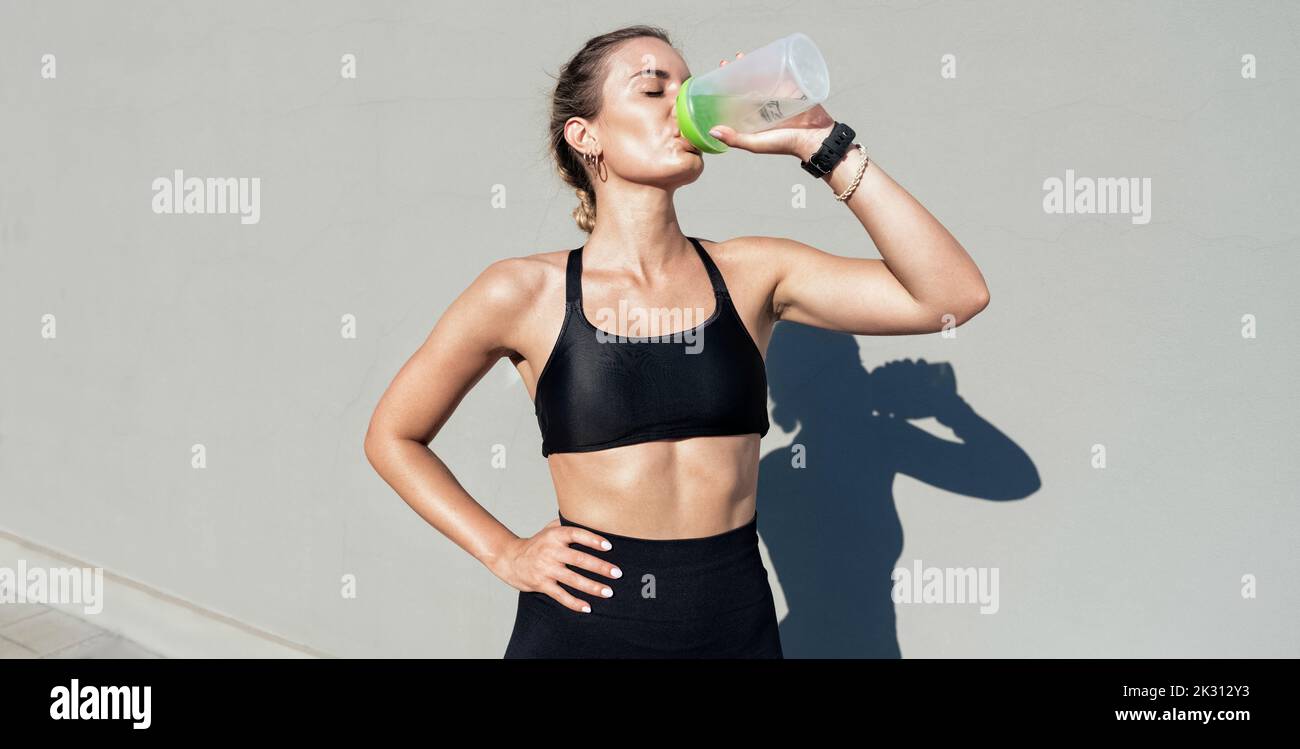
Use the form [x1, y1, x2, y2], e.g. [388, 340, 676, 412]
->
[757, 99, 785, 124]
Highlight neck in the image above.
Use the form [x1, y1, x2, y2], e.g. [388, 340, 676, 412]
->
[584, 181, 692, 273]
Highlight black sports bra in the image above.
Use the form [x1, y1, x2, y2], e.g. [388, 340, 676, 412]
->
[533, 236, 770, 456]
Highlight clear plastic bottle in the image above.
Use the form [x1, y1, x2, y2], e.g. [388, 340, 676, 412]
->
[676, 32, 830, 154]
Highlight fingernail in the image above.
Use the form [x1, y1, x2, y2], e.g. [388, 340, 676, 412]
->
[582, 604, 591, 613]
[709, 127, 722, 137]
[601, 587, 613, 597]
[610, 567, 622, 578]
[601, 540, 611, 550]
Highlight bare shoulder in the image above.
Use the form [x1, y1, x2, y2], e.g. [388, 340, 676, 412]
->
[696, 234, 815, 277]
[695, 234, 814, 295]
[459, 248, 570, 314]
[470, 248, 575, 357]
[704, 234, 822, 260]
[693, 235, 804, 324]
[430, 248, 569, 355]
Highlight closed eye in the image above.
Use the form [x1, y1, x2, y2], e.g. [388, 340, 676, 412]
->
[644, 90, 665, 97]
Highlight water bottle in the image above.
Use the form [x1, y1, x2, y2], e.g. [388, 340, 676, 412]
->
[676, 32, 831, 154]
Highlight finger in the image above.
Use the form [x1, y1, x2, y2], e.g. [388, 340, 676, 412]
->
[560, 547, 623, 580]
[562, 525, 612, 552]
[557, 567, 614, 599]
[543, 581, 592, 613]
[714, 128, 784, 154]
[709, 125, 760, 151]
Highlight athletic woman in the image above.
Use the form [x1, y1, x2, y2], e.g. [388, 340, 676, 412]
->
[363, 25, 990, 658]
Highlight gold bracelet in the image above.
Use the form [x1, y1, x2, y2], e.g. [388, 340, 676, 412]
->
[834, 144, 869, 202]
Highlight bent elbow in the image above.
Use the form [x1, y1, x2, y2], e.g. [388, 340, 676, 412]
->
[363, 430, 388, 468]
[958, 289, 990, 325]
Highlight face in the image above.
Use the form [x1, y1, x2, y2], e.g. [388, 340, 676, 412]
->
[566, 37, 703, 188]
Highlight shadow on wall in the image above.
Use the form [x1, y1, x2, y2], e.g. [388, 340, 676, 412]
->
[758, 321, 1042, 658]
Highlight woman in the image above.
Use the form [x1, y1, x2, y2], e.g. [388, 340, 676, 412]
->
[363, 25, 989, 658]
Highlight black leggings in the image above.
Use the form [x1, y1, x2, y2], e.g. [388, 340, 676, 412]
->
[504, 509, 784, 658]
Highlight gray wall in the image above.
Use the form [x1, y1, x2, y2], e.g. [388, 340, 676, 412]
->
[2, 0, 1296, 657]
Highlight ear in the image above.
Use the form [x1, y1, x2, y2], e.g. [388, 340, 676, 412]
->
[563, 117, 598, 154]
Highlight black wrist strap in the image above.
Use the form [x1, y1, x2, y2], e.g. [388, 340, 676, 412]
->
[801, 121, 856, 178]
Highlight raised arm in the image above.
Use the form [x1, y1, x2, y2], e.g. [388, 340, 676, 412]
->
[706, 100, 991, 336]
[751, 153, 990, 336]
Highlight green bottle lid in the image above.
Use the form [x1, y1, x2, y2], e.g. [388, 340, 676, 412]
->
[675, 77, 728, 154]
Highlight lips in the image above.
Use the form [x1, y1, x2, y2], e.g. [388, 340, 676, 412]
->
[675, 136, 701, 154]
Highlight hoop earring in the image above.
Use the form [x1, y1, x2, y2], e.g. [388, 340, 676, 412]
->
[581, 148, 607, 182]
